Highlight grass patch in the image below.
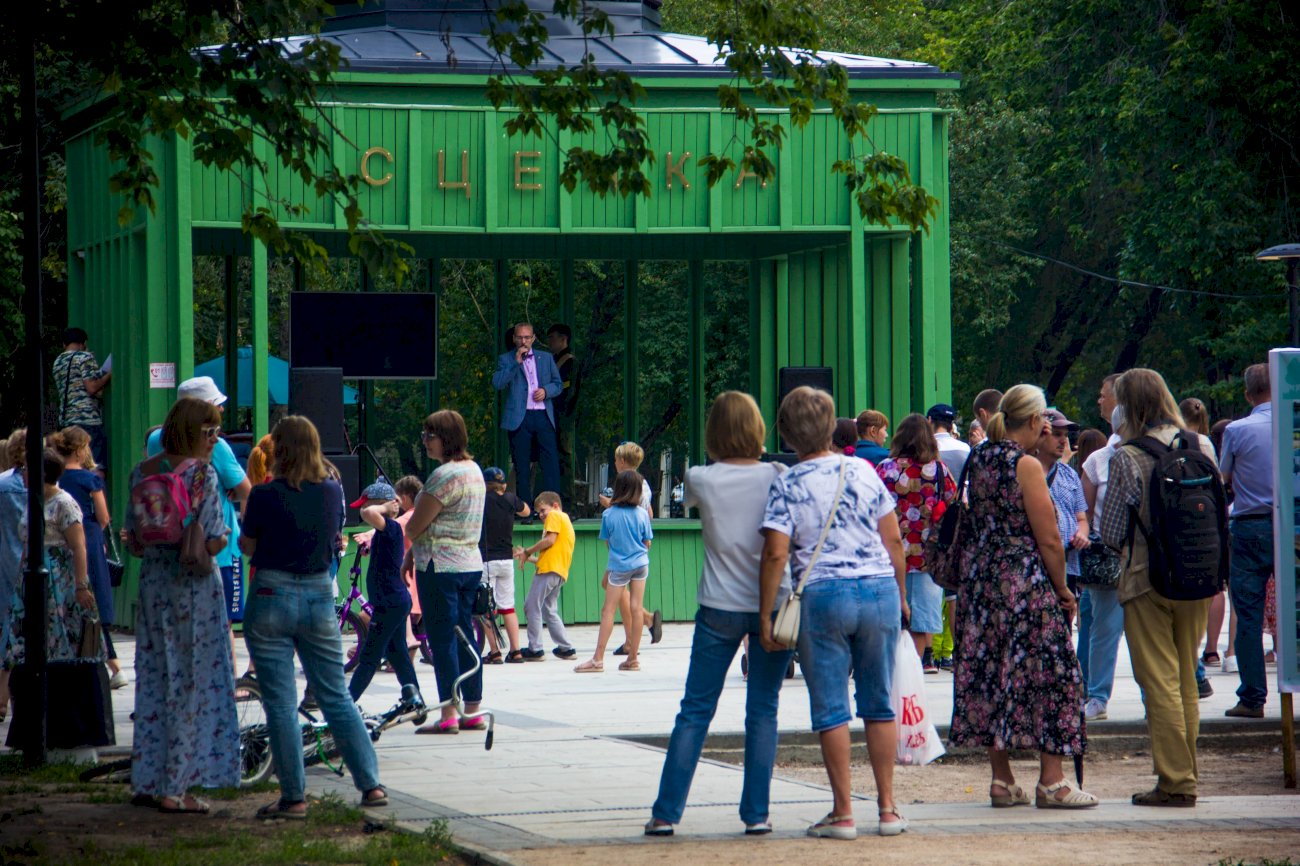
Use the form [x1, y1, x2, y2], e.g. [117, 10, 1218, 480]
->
[0, 755, 95, 783]
[306, 792, 365, 826]
[204, 781, 279, 800]
[24, 822, 457, 866]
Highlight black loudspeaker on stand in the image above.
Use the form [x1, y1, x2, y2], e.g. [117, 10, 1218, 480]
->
[777, 366, 834, 453]
[289, 366, 346, 454]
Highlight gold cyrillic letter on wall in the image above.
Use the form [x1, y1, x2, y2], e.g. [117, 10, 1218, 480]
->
[438, 150, 472, 200]
[361, 147, 394, 187]
[514, 150, 542, 191]
[665, 151, 692, 190]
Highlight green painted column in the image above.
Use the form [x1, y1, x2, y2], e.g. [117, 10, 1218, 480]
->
[494, 259, 510, 469]
[251, 241, 269, 439]
[687, 258, 705, 468]
[224, 256, 239, 429]
[623, 259, 640, 441]
[558, 258, 576, 504]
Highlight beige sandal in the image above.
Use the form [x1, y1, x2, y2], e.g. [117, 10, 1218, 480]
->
[1035, 779, 1098, 809]
[574, 659, 604, 673]
[618, 659, 640, 671]
[990, 778, 1030, 807]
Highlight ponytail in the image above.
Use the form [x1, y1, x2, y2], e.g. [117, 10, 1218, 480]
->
[985, 411, 1007, 442]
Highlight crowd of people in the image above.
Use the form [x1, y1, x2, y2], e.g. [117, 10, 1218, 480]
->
[0, 320, 1285, 836]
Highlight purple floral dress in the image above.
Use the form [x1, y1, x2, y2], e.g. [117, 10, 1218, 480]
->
[126, 458, 240, 798]
[950, 440, 1085, 755]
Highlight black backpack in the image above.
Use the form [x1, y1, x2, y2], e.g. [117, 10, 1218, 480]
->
[1125, 432, 1229, 600]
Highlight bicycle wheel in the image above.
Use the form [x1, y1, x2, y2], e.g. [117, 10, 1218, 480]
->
[340, 608, 369, 674]
[234, 679, 275, 787]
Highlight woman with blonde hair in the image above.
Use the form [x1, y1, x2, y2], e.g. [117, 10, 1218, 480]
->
[952, 384, 1095, 809]
[246, 433, 275, 487]
[1099, 368, 1218, 807]
[240, 415, 387, 818]
[759, 386, 910, 839]
[646, 391, 793, 837]
[125, 397, 236, 812]
[53, 426, 126, 688]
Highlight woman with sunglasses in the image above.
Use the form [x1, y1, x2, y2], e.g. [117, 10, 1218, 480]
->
[124, 397, 239, 814]
[402, 410, 487, 734]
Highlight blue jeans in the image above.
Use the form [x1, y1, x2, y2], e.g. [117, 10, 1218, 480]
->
[1081, 587, 1124, 704]
[243, 568, 381, 803]
[798, 577, 901, 731]
[1229, 518, 1273, 708]
[651, 606, 792, 826]
[416, 565, 484, 705]
[348, 600, 420, 702]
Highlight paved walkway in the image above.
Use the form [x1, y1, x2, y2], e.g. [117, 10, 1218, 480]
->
[4, 622, 1297, 858]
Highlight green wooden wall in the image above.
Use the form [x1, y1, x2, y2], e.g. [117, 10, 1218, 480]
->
[63, 78, 954, 628]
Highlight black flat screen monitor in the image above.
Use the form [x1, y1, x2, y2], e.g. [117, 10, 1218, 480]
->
[290, 292, 438, 379]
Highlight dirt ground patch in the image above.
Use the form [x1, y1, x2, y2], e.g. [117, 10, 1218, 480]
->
[0, 781, 469, 866]
[521, 830, 1299, 866]
[516, 745, 1299, 866]
[776, 744, 1300, 804]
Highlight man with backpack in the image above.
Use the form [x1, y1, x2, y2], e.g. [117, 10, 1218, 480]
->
[1099, 368, 1227, 808]
[1218, 363, 1274, 719]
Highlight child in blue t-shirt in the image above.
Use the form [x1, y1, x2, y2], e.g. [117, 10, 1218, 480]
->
[346, 480, 424, 708]
[574, 470, 653, 673]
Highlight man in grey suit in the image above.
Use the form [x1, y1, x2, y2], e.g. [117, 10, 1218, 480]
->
[492, 321, 563, 506]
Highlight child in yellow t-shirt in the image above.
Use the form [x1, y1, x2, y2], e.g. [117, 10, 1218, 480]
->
[517, 491, 577, 660]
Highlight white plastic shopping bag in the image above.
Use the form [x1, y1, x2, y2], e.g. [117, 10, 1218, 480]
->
[890, 631, 946, 765]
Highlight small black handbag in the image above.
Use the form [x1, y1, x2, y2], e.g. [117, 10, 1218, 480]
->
[1077, 532, 1122, 588]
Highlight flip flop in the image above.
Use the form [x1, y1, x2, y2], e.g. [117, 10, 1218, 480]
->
[360, 788, 389, 808]
[256, 801, 307, 821]
[618, 659, 640, 671]
[160, 795, 211, 815]
[573, 659, 604, 673]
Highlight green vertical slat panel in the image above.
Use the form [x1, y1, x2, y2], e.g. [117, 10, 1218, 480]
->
[648, 112, 709, 229]
[427, 110, 485, 229]
[890, 236, 911, 419]
[572, 118, 634, 229]
[774, 256, 790, 391]
[171, 134, 195, 380]
[788, 252, 805, 364]
[502, 122, 558, 229]
[871, 238, 891, 409]
[933, 113, 954, 402]
[820, 249, 838, 392]
[805, 251, 823, 366]
[252, 240, 270, 439]
[835, 243, 855, 415]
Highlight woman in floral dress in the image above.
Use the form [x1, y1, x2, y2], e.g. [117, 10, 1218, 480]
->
[875, 414, 957, 666]
[6, 447, 113, 754]
[125, 397, 238, 813]
[951, 384, 1097, 809]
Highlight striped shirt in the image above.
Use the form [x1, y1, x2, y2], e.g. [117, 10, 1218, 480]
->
[411, 460, 486, 573]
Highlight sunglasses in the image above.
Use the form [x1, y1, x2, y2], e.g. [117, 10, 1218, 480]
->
[420, 430, 439, 442]
[202, 425, 222, 440]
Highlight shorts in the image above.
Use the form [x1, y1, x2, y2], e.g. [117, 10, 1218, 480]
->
[905, 571, 943, 634]
[797, 576, 900, 731]
[483, 558, 516, 613]
[221, 557, 245, 624]
[607, 566, 648, 588]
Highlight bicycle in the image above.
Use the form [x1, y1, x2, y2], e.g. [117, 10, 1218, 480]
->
[337, 544, 374, 674]
[410, 581, 506, 666]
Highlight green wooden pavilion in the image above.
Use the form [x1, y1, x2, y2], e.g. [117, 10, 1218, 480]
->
[63, 0, 958, 625]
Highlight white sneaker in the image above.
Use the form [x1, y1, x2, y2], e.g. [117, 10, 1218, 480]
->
[1222, 655, 1238, 674]
[109, 670, 129, 690]
[1084, 698, 1108, 721]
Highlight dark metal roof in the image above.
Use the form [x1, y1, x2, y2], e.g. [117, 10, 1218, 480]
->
[274, 0, 953, 80]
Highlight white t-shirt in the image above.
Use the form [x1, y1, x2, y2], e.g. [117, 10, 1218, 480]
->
[685, 461, 788, 612]
[935, 431, 971, 481]
[1082, 443, 1115, 522]
[761, 455, 897, 585]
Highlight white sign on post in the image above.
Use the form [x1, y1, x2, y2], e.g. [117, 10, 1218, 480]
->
[149, 362, 176, 390]
[1269, 348, 1299, 694]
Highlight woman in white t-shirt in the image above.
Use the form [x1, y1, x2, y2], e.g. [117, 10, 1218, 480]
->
[645, 392, 792, 838]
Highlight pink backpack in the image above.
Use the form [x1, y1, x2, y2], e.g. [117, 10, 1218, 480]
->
[130, 458, 198, 545]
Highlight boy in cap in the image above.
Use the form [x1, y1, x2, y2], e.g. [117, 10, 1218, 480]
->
[346, 480, 425, 709]
[480, 466, 530, 663]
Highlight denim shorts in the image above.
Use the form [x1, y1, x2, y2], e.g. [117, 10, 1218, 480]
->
[607, 566, 648, 588]
[905, 571, 943, 634]
[797, 576, 901, 731]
